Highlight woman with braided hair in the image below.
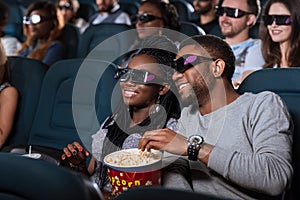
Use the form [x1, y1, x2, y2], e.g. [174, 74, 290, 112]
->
[61, 35, 180, 194]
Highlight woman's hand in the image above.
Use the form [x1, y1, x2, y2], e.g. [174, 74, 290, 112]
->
[138, 128, 188, 156]
[61, 141, 90, 174]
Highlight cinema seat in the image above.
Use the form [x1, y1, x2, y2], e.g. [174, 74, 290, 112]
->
[0, 152, 102, 200]
[3, 57, 47, 148]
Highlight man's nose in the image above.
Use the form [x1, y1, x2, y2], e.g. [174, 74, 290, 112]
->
[172, 71, 184, 81]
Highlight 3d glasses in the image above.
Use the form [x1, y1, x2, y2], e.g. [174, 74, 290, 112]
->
[215, 6, 252, 18]
[262, 15, 292, 26]
[23, 14, 52, 25]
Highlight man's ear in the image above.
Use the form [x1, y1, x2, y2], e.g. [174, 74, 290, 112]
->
[159, 84, 170, 96]
[247, 14, 257, 27]
[212, 59, 225, 78]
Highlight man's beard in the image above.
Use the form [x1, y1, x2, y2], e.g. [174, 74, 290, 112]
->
[195, 3, 212, 15]
[98, 4, 114, 12]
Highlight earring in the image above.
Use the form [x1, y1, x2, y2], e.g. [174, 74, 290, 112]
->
[156, 95, 161, 104]
[151, 104, 161, 115]
[151, 95, 161, 115]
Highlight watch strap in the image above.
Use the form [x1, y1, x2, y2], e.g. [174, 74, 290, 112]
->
[187, 144, 199, 161]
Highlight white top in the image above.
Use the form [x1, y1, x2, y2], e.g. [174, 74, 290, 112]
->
[1, 36, 21, 56]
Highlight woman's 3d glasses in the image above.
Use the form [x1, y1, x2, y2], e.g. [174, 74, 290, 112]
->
[23, 14, 52, 25]
[173, 54, 215, 73]
[115, 68, 164, 85]
[262, 15, 292, 26]
[58, 3, 73, 10]
[131, 13, 163, 24]
[215, 6, 253, 18]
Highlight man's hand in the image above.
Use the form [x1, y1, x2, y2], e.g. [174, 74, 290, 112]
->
[138, 128, 188, 156]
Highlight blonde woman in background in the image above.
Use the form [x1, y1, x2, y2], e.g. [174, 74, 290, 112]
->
[0, 41, 18, 149]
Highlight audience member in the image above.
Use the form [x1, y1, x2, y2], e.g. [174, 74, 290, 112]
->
[260, 0, 300, 68]
[17, 1, 66, 67]
[56, 0, 88, 34]
[0, 1, 21, 56]
[0, 41, 18, 149]
[242, 0, 300, 81]
[138, 35, 293, 199]
[133, 0, 179, 40]
[191, 0, 223, 38]
[216, 0, 264, 88]
[61, 35, 180, 194]
[130, 0, 180, 49]
[89, 0, 131, 26]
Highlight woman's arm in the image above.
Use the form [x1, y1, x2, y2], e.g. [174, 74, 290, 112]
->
[0, 86, 18, 148]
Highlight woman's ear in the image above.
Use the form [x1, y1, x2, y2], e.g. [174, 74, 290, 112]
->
[159, 84, 170, 96]
[212, 59, 225, 78]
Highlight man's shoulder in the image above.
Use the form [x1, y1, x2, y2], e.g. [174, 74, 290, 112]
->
[241, 38, 262, 48]
[242, 91, 284, 107]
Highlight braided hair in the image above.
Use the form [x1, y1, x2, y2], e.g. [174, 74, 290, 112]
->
[98, 35, 180, 189]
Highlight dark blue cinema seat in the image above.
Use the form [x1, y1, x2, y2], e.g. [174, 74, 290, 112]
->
[4, 1, 25, 41]
[115, 186, 222, 200]
[237, 68, 300, 200]
[0, 152, 102, 200]
[62, 23, 80, 59]
[24, 58, 120, 162]
[77, 2, 98, 22]
[169, 0, 195, 22]
[3, 57, 47, 149]
[77, 23, 135, 64]
[119, 1, 140, 17]
[179, 21, 206, 37]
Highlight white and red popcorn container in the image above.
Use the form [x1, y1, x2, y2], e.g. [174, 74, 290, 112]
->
[103, 148, 162, 196]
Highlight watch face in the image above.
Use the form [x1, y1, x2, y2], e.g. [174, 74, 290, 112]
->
[189, 135, 203, 145]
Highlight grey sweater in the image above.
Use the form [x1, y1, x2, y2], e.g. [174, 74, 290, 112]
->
[163, 91, 293, 199]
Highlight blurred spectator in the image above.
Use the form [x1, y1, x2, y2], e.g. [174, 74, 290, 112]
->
[260, 0, 300, 68]
[217, 0, 264, 88]
[89, 0, 131, 26]
[0, 40, 18, 149]
[191, 0, 223, 38]
[241, 0, 300, 81]
[17, 1, 66, 67]
[56, 0, 88, 34]
[0, 1, 21, 56]
[130, 0, 180, 48]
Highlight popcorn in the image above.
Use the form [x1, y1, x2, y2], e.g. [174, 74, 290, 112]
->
[105, 149, 161, 167]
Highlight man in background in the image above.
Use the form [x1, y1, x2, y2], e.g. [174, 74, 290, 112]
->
[89, 0, 131, 26]
[217, 0, 264, 88]
[191, 0, 223, 38]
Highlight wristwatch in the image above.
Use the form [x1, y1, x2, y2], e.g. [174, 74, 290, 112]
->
[187, 135, 204, 161]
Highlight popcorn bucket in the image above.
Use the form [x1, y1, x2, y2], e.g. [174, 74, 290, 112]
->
[103, 148, 162, 196]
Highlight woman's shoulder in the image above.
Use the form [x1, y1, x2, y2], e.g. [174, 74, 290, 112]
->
[0, 82, 11, 92]
[0, 83, 18, 98]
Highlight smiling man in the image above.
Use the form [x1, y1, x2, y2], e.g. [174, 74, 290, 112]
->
[138, 35, 293, 199]
[217, 0, 264, 88]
